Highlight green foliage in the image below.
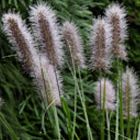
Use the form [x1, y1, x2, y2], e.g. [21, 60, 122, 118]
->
[0, 0, 140, 140]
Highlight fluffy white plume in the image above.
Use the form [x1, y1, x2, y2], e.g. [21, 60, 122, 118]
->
[62, 21, 85, 68]
[2, 13, 62, 106]
[2, 13, 39, 74]
[95, 78, 116, 110]
[90, 17, 112, 71]
[36, 55, 62, 106]
[105, 3, 127, 60]
[29, 3, 63, 67]
[122, 67, 139, 117]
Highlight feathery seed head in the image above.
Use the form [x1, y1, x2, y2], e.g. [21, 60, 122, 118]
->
[105, 3, 127, 60]
[62, 21, 85, 68]
[2, 12, 62, 106]
[2, 13, 39, 73]
[35, 55, 62, 106]
[122, 67, 139, 117]
[29, 3, 63, 67]
[90, 17, 112, 71]
[95, 78, 116, 111]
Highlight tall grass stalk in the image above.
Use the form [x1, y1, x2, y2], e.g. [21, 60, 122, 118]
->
[137, 123, 140, 140]
[126, 76, 131, 138]
[101, 78, 106, 140]
[52, 105, 61, 140]
[68, 44, 93, 140]
[99, 72, 104, 140]
[106, 111, 112, 140]
[41, 63, 61, 140]
[119, 63, 124, 140]
[115, 60, 124, 140]
[77, 67, 93, 140]
[43, 103, 61, 140]
[133, 120, 139, 140]
[70, 52, 78, 140]
[71, 85, 78, 140]
[115, 83, 119, 140]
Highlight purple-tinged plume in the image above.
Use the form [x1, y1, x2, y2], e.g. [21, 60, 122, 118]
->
[29, 3, 63, 67]
[95, 78, 116, 110]
[2, 13, 62, 106]
[62, 21, 85, 68]
[90, 17, 112, 71]
[2, 13, 39, 73]
[122, 67, 139, 117]
[105, 3, 127, 60]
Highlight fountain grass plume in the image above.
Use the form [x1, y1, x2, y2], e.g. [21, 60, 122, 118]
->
[62, 21, 85, 68]
[122, 67, 140, 117]
[95, 78, 116, 111]
[2, 12, 39, 74]
[2, 12, 62, 106]
[29, 2, 63, 67]
[90, 17, 112, 71]
[38, 55, 62, 106]
[105, 3, 127, 60]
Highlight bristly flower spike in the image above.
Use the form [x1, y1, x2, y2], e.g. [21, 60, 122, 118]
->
[95, 78, 116, 111]
[2, 13, 39, 74]
[37, 55, 62, 106]
[90, 17, 112, 71]
[122, 67, 140, 117]
[2, 13, 62, 106]
[62, 21, 85, 68]
[105, 3, 127, 60]
[29, 3, 63, 67]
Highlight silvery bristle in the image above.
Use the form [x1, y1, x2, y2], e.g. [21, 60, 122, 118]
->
[105, 3, 127, 60]
[29, 3, 63, 68]
[122, 67, 139, 117]
[2, 13, 39, 74]
[62, 21, 85, 68]
[95, 78, 116, 111]
[90, 17, 112, 71]
[36, 55, 62, 106]
[2, 12, 62, 106]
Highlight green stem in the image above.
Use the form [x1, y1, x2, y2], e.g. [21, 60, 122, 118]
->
[106, 110, 111, 140]
[71, 80, 78, 140]
[115, 59, 124, 140]
[137, 123, 140, 140]
[77, 67, 94, 140]
[101, 78, 106, 140]
[115, 83, 119, 140]
[54, 106, 61, 140]
[132, 119, 139, 140]
[68, 44, 93, 140]
[118, 61, 124, 140]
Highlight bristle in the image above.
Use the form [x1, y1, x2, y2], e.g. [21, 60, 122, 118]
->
[62, 21, 85, 68]
[2, 13, 39, 74]
[95, 78, 116, 110]
[2, 12, 62, 106]
[105, 3, 127, 60]
[122, 67, 139, 117]
[36, 55, 62, 106]
[90, 17, 112, 71]
[29, 3, 63, 67]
